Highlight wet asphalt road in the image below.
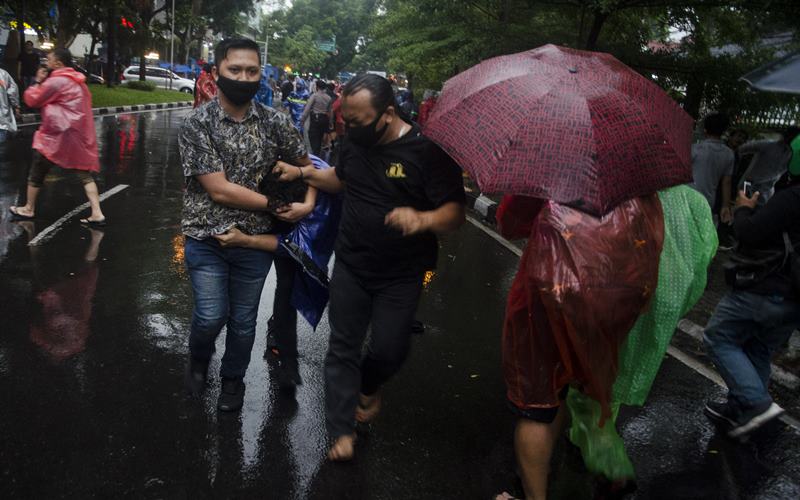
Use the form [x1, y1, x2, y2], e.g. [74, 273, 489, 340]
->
[1, 109, 799, 499]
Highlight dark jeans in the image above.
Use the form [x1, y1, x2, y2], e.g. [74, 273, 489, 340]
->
[272, 255, 298, 360]
[703, 289, 800, 410]
[325, 261, 423, 438]
[185, 237, 272, 379]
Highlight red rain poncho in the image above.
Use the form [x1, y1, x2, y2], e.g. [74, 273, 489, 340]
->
[23, 67, 99, 172]
[499, 194, 664, 422]
[193, 70, 217, 108]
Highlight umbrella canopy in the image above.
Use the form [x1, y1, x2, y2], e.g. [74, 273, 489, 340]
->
[741, 52, 800, 95]
[424, 44, 694, 215]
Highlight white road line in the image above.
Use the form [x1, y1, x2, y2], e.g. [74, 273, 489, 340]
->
[27, 184, 129, 247]
[465, 214, 522, 257]
[18, 106, 191, 128]
[466, 216, 800, 432]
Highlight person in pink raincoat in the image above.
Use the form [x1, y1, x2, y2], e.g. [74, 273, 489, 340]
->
[10, 48, 106, 226]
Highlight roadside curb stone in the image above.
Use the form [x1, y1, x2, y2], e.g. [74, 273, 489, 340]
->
[19, 100, 192, 124]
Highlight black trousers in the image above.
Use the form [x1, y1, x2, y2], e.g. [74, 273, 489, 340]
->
[272, 255, 298, 361]
[308, 115, 328, 156]
[325, 261, 423, 438]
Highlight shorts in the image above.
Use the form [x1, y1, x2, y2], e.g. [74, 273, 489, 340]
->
[28, 151, 95, 188]
[507, 386, 568, 423]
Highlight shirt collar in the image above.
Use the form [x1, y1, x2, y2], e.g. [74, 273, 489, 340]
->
[210, 97, 260, 123]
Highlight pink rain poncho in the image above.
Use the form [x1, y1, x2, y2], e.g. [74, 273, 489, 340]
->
[23, 67, 99, 172]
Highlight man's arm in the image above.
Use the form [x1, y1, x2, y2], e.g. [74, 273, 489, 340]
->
[385, 201, 466, 236]
[196, 172, 269, 210]
[274, 160, 344, 194]
[720, 175, 732, 223]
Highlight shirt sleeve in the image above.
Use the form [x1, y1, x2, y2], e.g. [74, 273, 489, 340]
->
[738, 140, 769, 156]
[179, 116, 224, 177]
[424, 142, 466, 207]
[274, 111, 307, 162]
[23, 77, 61, 109]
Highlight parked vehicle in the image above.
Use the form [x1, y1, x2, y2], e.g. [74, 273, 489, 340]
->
[121, 66, 194, 92]
[74, 64, 105, 85]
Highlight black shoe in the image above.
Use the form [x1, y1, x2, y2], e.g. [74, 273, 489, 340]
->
[728, 402, 784, 438]
[276, 358, 302, 393]
[704, 400, 738, 428]
[217, 377, 245, 412]
[184, 357, 209, 396]
[278, 238, 329, 288]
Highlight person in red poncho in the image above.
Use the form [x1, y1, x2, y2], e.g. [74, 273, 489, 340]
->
[193, 63, 217, 108]
[9, 48, 105, 226]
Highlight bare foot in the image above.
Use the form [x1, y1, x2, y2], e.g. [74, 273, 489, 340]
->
[355, 392, 381, 423]
[327, 434, 357, 462]
[9, 205, 35, 219]
[494, 493, 520, 500]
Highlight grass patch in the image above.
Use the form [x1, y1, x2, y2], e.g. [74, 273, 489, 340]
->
[89, 84, 193, 108]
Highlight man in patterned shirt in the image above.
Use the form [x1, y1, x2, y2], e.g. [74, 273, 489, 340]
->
[179, 38, 310, 412]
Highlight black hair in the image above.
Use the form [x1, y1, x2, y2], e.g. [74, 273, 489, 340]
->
[342, 73, 396, 112]
[51, 48, 73, 68]
[703, 113, 729, 137]
[316, 79, 326, 92]
[213, 38, 261, 68]
[202, 63, 213, 73]
[25, 41, 33, 46]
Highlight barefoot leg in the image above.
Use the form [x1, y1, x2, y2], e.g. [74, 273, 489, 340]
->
[327, 433, 357, 462]
[515, 406, 565, 500]
[355, 391, 381, 423]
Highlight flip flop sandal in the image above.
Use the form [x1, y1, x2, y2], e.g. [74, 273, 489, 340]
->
[9, 206, 34, 220]
[80, 218, 107, 227]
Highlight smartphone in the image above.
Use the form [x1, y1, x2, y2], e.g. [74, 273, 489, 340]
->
[743, 181, 753, 197]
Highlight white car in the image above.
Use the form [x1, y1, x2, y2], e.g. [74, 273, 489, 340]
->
[122, 66, 194, 93]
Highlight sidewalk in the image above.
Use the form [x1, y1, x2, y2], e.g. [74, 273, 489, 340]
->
[17, 100, 193, 125]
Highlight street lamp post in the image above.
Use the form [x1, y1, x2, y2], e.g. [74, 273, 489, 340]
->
[169, 0, 175, 90]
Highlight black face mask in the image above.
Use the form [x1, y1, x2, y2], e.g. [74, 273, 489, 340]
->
[216, 74, 260, 106]
[346, 109, 388, 149]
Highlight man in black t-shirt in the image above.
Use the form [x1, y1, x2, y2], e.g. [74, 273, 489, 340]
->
[275, 74, 466, 461]
[17, 42, 41, 91]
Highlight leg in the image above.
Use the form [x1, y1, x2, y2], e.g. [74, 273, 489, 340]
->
[324, 263, 372, 448]
[703, 290, 771, 409]
[359, 275, 423, 396]
[220, 246, 272, 379]
[747, 295, 800, 395]
[515, 408, 567, 500]
[79, 176, 105, 221]
[11, 151, 51, 217]
[184, 238, 230, 363]
[272, 255, 301, 388]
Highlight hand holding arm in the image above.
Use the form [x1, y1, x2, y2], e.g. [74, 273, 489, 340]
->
[274, 160, 344, 194]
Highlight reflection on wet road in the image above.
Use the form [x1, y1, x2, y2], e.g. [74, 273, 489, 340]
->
[0, 109, 798, 499]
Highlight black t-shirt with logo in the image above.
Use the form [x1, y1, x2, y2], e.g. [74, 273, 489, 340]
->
[18, 51, 40, 77]
[335, 124, 466, 280]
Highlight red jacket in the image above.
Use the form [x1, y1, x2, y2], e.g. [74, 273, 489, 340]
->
[193, 71, 217, 108]
[24, 67, 99, 172]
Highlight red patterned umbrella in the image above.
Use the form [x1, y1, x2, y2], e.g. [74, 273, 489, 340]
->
[424, 44, 694, 215]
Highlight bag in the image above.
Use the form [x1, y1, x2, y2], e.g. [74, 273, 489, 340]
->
[724, 232, 798, 290]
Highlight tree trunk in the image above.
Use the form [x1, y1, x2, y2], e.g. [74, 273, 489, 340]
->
[106, 2, 117, 87]
[585, 10, 608, 50]
[684, 74, 706, 119]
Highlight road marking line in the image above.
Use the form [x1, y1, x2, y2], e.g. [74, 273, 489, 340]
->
[28, 184, 129, 247]
[466, 214, 522, 257]
[18, 105, 191, 128]
[467, 216, 800, 432]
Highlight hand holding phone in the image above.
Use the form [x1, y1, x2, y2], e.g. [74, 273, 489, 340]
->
[743, 181, 753, 198]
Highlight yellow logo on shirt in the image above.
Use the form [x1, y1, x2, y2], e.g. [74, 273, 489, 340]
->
[386, 163, 407, 178]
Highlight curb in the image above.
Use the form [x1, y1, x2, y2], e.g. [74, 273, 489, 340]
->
[464, 191, 800, 392]
[465, 191, 498, 224]
[18, 100, 192, 124]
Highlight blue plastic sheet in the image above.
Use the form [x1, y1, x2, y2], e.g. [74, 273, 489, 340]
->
[286, 155, 342, 328]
